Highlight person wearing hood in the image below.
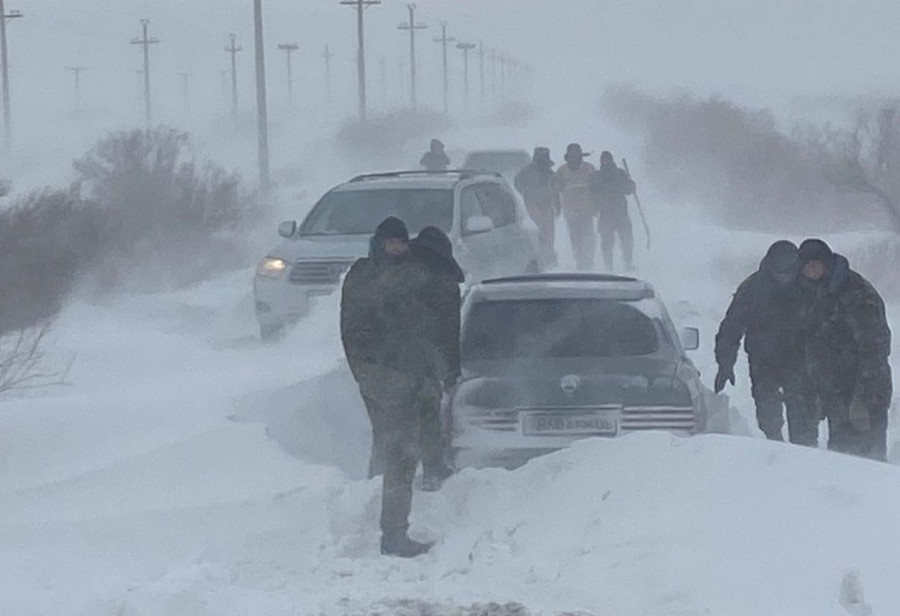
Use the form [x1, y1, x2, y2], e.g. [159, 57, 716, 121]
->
[714, 241, 819, 444]
[553, 143, 598, 270]
[591, 151, 636, 271]
[340, 216, 435, 557]
[799, 239, 892, 461]
[514, 147, 558, 266]
[409, 226, 465, 491]
[420, 139, 450, 172]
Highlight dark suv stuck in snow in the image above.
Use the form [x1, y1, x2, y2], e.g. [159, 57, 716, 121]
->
[448, 273, 709, 468]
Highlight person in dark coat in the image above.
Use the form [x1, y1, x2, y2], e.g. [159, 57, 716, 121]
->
[714, 240, 819, 444]
[591, 151, 636, 271]
[420, 139, 450, 172]
[340, 216, 435, 557]
[514, 147, 558, 266]
[799, 239, 892, 461]
[409, 226, 465, 491]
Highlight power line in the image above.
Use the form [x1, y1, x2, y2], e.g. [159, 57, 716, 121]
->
[277, 43, 299, 107]
[396, 3, 426, 110]
[433, 21, 454, 115]
[130, 19, 159, 130]
[339, 0, 381, 120]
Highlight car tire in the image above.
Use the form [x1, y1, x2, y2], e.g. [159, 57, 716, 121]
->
[259, 322, 284, 341]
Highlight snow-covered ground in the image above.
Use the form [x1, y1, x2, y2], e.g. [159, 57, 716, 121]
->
[1, 207, 899, 615]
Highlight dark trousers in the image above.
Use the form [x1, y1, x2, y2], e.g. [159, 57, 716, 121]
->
[748, 360, 818, 445]
[418, 383, 446, 476]
[358, 364, 440, 535]
[820, 394, 888, 462]
[598, 206, 633, 271]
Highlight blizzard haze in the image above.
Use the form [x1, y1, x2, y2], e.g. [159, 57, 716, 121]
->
[1, 1, 900, 616]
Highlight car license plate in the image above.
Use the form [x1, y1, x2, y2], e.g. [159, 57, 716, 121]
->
[523, 412, 618, 436]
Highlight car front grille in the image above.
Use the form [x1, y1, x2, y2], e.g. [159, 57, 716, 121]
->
[288, 260, 354, 285]
[621, 406, 695, 431]
[465, 410, 519, 431]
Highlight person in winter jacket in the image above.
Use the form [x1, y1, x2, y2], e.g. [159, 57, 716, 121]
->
[591, 151, 636, 271]
[514, 147, 558, 265]
[799, 239, 892, 461]
[554, 143, 598, 270]
[420, 138, 450, 172]
[340, 216, 435, 557]
[714, 240, 819, 444]
[409, 226, 465, 491]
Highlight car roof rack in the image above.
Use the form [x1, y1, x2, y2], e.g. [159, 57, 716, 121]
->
[482, 273, 641, 285]
[348, 169, 503, 182]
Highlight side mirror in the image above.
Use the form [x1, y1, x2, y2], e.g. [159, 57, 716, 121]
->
[465, 215, 494, 235]
[277, 220, 298, 238]
[680, 327, 700, 351]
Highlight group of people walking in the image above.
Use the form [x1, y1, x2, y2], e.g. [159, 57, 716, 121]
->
[419, 139, 640, 272]
[514, 144, 637, 271]
[716, 239, 892, 460]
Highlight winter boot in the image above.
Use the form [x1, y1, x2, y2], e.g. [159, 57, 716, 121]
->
[380, 532, 433, 558]
[421, 464, 454, 492]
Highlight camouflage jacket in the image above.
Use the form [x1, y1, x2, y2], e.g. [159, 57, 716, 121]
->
[804, 254, 892, 410]
[715, 268, 811, 371]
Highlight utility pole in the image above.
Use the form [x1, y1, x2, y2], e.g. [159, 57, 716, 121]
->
[433, 21, 454, 115]
[500, 51, 507, 103]
[0, 0, 21, 151]
[396, 4, 426, 110]
[379, 56, 387, 109]
[130, 19, 159, 131]
[340, 0, 381, 121]
[253, 0, 271, 197]
[489, 49, 497, 106]
[225, 33, 242, 120]
[177, 72, 190, 112]
[478, 41, 486, 114]
[456, 41, 475, 114]
[277, 43, 299, 107]
[322, 43, 334, 105]
[65, 66, 87, 113]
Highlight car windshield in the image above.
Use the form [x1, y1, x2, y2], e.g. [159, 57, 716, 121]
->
[464, 152, 531, 174]
[462, 299, 660, 360]
[299, 188, 454, 235]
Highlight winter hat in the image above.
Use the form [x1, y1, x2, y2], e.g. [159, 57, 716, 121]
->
[533, 147, 553, 165]
[798, 239, 833, 264]
[564, 143, 589, 162]
[600, 151, 615, 166]
[415, 226, 452, 259]
[761, 240, 799, 276]
[430, 138, 445, 150]
[374, 216, 409, 243]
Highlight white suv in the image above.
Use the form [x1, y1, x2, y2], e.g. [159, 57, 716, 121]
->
[253, 170, 542, 338]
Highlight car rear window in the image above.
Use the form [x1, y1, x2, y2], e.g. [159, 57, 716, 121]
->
[462, 299, 660, 360]
[299, 188, 454, 235]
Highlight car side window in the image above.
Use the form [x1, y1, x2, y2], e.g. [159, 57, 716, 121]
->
[475, 183, 517, 228]
[460, 186, 483, 229]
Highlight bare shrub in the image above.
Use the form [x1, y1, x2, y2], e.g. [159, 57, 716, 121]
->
[0, 324, 71, 394]
[0, 189, 109, 331]
[73, 127, 261, 290]
[603, 85, 896, 232]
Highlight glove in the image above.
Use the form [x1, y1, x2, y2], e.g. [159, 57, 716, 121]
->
[848, 395, 871, 432]
[714, 366, 735, 393]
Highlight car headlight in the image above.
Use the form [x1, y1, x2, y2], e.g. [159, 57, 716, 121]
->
[256, 257, 288, 278]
